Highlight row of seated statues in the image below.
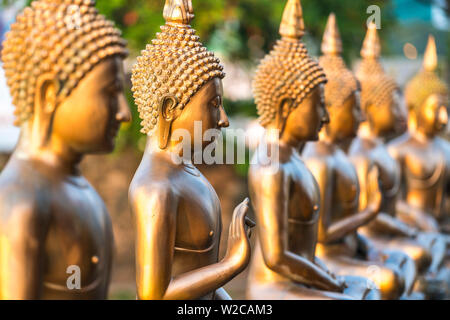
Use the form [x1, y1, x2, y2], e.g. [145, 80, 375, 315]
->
[0, 0, 448, 300]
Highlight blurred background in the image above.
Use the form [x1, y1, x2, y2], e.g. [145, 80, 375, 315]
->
[0, 0, 448, 299]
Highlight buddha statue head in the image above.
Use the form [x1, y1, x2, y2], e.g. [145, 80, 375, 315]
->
[356, 23, 405, 138]
[318, 13, 361, 142]
[1, 0, 130, 155]
[404, 35, 449, 137]
[131, 0, 229, 151]
[253, 0, 328, 144]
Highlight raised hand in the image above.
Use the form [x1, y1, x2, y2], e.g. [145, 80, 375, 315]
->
[224, 198, 255, 270]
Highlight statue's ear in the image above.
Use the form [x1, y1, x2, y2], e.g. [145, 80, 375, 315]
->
[158, 95, 178, 149]
[33, 73, 60, 147]
[275, 97, 292, 135]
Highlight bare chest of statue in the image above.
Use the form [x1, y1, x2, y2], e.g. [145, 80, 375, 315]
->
[170, 166, 222, 276]
[371, 145, 400, 215]
[286, 154, 320, 260]
[333, 150, 359, 221]
[373, 145, 399, 190]
[403, 142, 446, 215]
[43, 177, 112, 299]
[0, 161, 112, 299]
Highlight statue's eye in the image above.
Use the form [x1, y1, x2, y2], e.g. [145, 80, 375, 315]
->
[107, 81, 122, 94]
[211, 96, 221, 108]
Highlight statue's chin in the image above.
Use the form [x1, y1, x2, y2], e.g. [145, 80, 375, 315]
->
[310, 133, 320, 142]
[89, 140, 116, 155]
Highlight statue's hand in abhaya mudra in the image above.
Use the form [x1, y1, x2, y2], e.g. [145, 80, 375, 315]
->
[224, 198, 255, 272]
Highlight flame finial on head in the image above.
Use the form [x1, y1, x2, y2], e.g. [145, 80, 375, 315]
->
[356, 23, 399, 111]
[279, 0, 305, 39]
[423, 34, 438, 72]
[163, 0, 194, 26]
[131, 0, 225, 134]
[404, 35, 447, 112]
[361, 22, 381, 59]
[319, 13, 358, 108]
[321, 13, 342, 55]
[253, 0, 326, 127]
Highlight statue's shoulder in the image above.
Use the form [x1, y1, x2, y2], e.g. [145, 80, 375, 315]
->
[303, 142, 334, 169]
[387, 132, 412, 159]
[248, 153, 291, 193]
[129, 180, 179, 224]
[130, 170, 174, 199]
[0, 161, 50, 225]
[129, 160, 178, 215]
[0, 157, 45, 195]
[349, 136, 376, 158]
[304, 140, 336, 158]
[435, 136, 450, 150]
[434, 137, 450, 163]
[130, 152, 181, 192]
[349, 136, 364, 154]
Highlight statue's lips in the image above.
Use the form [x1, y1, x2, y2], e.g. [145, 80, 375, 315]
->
[318, 122, 325, 133]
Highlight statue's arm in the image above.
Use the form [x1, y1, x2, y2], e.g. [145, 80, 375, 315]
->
[308, 159, 380, 244]
[388, 143, 440, 232]
[133, 186, 247, 300]
[352, 156, 417, 237]
[163, 198, 251, 300]
[133, 185, 176, 300]
[0, 200, 50, 299]
[396, 200, 440, 232]
[253, 168, 343, 292]
[372, 212, 418, 237]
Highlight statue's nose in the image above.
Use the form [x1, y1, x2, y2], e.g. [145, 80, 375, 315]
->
[438, 105, 448, 126]
[116, 94, 132, 123]
[218, 106, 229, 128]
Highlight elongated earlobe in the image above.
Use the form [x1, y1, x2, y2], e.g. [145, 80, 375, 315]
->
[158, 95, 178, 149]
[275, 98, 291, 136]
[32, 74, 60, 148]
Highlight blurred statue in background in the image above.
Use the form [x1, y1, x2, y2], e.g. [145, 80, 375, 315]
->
[388, 35, 450, 298]
[247, 2, 379, 300]
[350, 25, 448, 298]
[389, 35, 450, 235]
[303, 17, 416, 300]
[0, 0, 130, 299]
[129, 0, 253, 300]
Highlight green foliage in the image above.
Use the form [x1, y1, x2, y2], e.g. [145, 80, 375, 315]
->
[10, 0, 398, 61]
[91, 0, 397, 62]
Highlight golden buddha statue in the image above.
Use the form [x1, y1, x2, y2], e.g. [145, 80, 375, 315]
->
[350, 26, 446, 284]
[388, 36, 450, 297]
[0, 0, 130, 299]
[129, 0, 254, 300]
[389, 35, 449, 235]
[246, 3, 379, 300]
[303, 17, 417, 300]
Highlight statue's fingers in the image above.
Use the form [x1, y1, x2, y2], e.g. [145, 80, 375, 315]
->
[231, 202, 245, 236]
[245, 216, 256, 228]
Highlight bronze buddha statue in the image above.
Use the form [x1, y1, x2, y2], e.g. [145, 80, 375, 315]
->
[303, 18, 417, 300]
[389, 35, 450, 235]
[0, 0, 130, 299]
[388, 35, 450, 297]
[350, 27, 446, 285]
[246, 3, 379, 300]
[129, 0, 254, 300]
